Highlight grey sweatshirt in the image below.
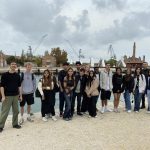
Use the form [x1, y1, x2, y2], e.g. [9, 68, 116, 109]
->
[21, 72, 36, 94]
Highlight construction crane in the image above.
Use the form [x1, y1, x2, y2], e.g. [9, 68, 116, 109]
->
[108, 44, 116, 60]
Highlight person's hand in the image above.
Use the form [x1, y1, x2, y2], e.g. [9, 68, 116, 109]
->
[19, 95, 23, 102]
[1, 96, 6, 102]
[42, 95, 45, 100]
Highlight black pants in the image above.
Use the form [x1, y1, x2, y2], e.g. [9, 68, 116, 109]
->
[71, 92, 82, 115]
[41, 90, 56, 117]
[59, 91, 65, 113]
[81, 92, 89, 112]
[88, 96, 98, 117]
[141, 93, 146, 107]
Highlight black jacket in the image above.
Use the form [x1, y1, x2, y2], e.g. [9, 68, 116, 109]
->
[122, 75, 134, 93]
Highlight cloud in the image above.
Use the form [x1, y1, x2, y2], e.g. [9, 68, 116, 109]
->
[92, 0, 127, 11]
[93, 11, 150, 45]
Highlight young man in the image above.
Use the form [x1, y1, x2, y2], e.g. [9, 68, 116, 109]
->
[19, 62, 36, 124]
[0, 62, 22, 133]
[100, 63, 113, 113]
[141, 62, 149, 109]
[58, 62, 69, 117]
[71, 68, 86, 116]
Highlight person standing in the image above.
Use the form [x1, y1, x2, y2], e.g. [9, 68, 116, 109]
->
[141, 62, 149, 109]
[58, 62, 69, 117]
[146, 69, 150, 113]
[100, 63, 113, 113]
[0, 62, 22, 132]
[38, 69, 57, 122]
[72, 68, 86, 116]
[133, 67, 146, 112]
[19, 62, 36, 124]
[80, 65, 89, 113]
[85, 70, 99, 117]
[112, 67, 123, 113]
[63, 67, 75, 121]
[122, 68, 134, 113]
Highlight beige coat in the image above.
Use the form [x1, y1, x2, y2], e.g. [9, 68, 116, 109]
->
[85, 78, 99, 96]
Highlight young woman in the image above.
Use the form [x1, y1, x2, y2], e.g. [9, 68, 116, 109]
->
[38, 69, 57, 122]
[133, 67, 146, 112]
[122, 68, 134, 113]
[146, 69, 150, 113]
[85, 70, 99, 117]
[63, 67, 75, 121]
[112, 67, 123, 112]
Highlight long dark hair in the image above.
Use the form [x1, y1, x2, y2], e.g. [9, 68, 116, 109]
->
[125, 68, 132, 81]
[66, 67, 74, 81]
[87, 70, 96, 87]
[42, 69, 53, 87]
[134, 67, 142, 77]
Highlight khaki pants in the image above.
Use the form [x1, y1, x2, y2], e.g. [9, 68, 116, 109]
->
[0, 96, 19, 128]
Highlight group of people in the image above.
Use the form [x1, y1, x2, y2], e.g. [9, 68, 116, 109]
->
[0, 60, 150, 133]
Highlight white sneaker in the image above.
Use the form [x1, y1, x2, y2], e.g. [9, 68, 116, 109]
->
[52, 116, 57, 121]
[19, 118, 24, 125]
[135, 111, 139, 113]
[27, 117, 34, 122]
[42, 117, 48, 122]
[127, 110, 131, 113]
[100, 108, 105, 114]
[105, 108, 112, 112]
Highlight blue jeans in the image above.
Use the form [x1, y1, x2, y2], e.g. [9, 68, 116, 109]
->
[63, 92, 73, 118]
[134, 88, 143, 111]
[59, 91, 65, 113]
[124, 90, 131, 111]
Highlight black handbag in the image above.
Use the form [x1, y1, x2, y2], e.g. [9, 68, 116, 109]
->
[35, 88, 41, 97]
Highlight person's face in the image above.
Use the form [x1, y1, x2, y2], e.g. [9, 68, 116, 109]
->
[117, 69, 121, 75]
[26, 64, 32, 72]
[80, 71, 84, 76]
[143, 63, 148, 69]
[44, 71, 49, 78]
[68, 69, 73, 76]
[10, 62, 17, 71]
[63, 65, 68, 70]
[136, 68, 141, 74]
[89, 71, 94, 77]
[76, 64, 81, 71]
[85, 65, 90, 72]
[106, 64, 110, 70]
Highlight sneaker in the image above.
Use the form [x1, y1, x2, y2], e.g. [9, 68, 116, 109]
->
[88, 115, 92, 118]
[45, 114, 51, 119]
[135, 111, 139, 113]
[13, 125, 21, 129]
[114, 108, 120, 113]
[27, 117, 34, 122]
[63, 118, 69, 121]
[42, 117, 48, 122]
[77, 112, 83, 116]
[19, 118, 24, 125]
[105, 108, 112, 112]
[0, 128, 3, 133]
[127, 110, 131, 113]
[59, 112, 63, 117]
[100, 108, 105, 114]
[94, 115, 98, 118]
[52, 116, 57, 121]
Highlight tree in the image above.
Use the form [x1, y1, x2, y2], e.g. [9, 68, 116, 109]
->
[106, 58, 117, 67]
[6, 56, 16, 65]
[50, 47, 68, 66]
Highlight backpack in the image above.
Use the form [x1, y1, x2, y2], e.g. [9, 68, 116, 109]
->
[20, 72, 34, 82]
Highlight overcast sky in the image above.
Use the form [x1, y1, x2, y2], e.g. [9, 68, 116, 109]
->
[0, 0, 150, 64]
